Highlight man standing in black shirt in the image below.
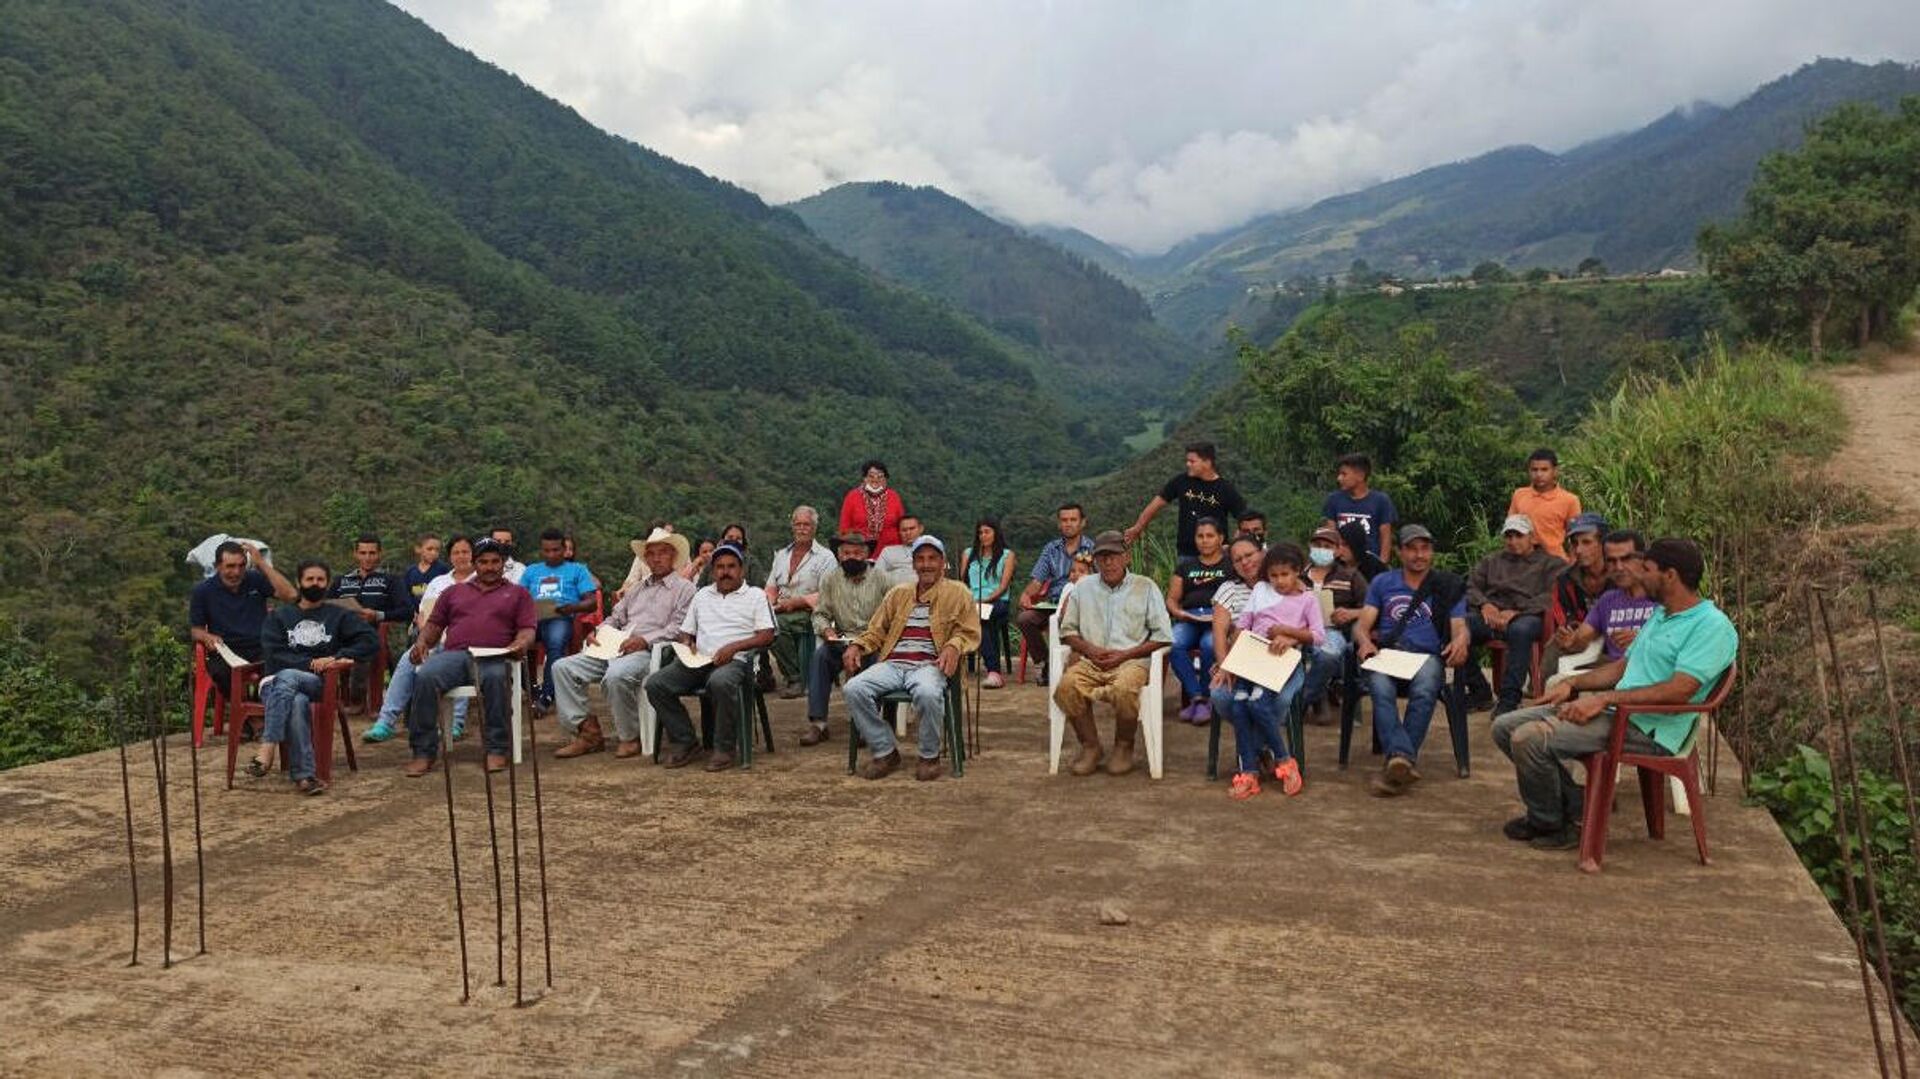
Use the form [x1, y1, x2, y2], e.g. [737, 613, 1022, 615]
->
[1122, 441, 1248, 558]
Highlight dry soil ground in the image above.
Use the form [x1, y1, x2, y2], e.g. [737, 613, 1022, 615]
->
[1828, 348, 1920, 519]
[0, 673, 1893, 1077]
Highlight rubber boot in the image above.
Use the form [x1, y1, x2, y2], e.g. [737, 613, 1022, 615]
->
[1068, 710, 1103, 776]
[1106, 715, 1138, 776]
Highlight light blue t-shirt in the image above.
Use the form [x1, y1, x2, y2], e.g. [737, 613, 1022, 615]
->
[520, 560, 596, 609]
[1617, 598, 1738, 753]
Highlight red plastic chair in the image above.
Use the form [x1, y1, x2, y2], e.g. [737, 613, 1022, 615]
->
[364, 622, 394, 714]
[530, 590, 603, 695]
[1577, 664, 1737, 874]
[225, 667, 355, 788]
[221, 663, 268, 789]
[1486, 638, 1544, 700]
[191, 643, 218, 747]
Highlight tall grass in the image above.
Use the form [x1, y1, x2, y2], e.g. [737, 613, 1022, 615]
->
[1566, 341, 1843, 544]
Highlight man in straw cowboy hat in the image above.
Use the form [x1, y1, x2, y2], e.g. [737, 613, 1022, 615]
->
[550, 527, 697, 760]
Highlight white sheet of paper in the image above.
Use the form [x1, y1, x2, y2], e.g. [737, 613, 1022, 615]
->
[1362, 648, 1431, 681]
[583, 626, 629, 661]
[1220, 632, 1304, 692]
[467, 646, 514, 659]
[672, 642, 713, 669]
[213, 640, 252, 668]
[978, 602, 993, 621]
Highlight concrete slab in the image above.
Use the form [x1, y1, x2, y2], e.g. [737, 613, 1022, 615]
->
[0, 682, 1893, 1076]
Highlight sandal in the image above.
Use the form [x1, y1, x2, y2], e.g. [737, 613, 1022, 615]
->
[245, 756, 271, 778]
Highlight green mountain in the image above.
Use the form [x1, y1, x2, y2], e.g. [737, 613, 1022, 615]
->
[787, 182, 1203, 422]
[0, 0, 1109, 674]
[1149, 58, 1920, 339]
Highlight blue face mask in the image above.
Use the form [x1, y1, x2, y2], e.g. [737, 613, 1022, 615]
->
[1309, 546, 1336, 567]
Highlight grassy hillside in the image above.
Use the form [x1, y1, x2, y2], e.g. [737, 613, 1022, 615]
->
[788, 182, 1204, 425]
[0, 0, 1105, 679]
[1150, 59, 1920, 340]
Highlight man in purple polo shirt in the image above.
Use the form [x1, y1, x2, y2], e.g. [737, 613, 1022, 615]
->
[404, 538, 536, 776]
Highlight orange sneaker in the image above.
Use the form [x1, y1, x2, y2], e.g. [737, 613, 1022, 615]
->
[1229, 772, 1261, 800]
[1273, 758, 1304, 796]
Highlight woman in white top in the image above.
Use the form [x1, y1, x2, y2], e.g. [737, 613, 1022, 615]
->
[366, 535, 476, 742]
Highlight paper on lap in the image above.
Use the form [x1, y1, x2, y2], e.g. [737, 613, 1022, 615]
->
[467, 645, 514, 659]
[1221, 633, 1303, 692]
[583, 626, 630, 661]
[1361, 648, 1430, 680]
[212, 640, 253, 668]
[672, 642, 713, 669]
[978, 602, 993, 621]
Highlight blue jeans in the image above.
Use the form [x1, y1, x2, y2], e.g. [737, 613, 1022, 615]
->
[845, 661, 948, 760]
[1464, 611, 1544, 707]
[1222, 668, 1302, 773]
[262, 669, 323, 781]
[1169, 612, 1215, 700]
[806, 639, 874, 725]
[377, 647, 468, 728]
[535, 617, 573, 703]
[978, 598, 1009, 673]
[1368, 653, 1443, 763]
[408, 649, 514, 758]
[1302, 628, 1350, 706]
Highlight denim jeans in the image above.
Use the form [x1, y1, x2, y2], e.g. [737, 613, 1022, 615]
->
[1169, 611, 1215, 700]
[644, 655, 754, 753]
[1491, 703, 1671, 829]
[1302, 628, 1350, 706]
[408, 649, 513, 759]
[845, 660, 949, 760]
[1221, 667, 1302, 773]
[377, 647, 468, 729]
[551, 648, 656, 741]
[1368, 653, 1443, 763]
[806, 639, 876, 725]
[535, 617, 573, 703]
[1463, 612, 1545, 708]
[978, 598, 1009, 673]
[262, 668, 323, 781]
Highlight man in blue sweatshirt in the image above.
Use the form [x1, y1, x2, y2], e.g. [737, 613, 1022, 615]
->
[245, 560, 379, 795]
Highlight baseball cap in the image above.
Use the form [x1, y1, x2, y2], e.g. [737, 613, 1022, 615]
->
[910, 535, 946, 556]
[1398, 524, 1434, 545]
[1309, 525, 1341, 545]
[1091, 530, 1128, 555]
[1566, 512, 1608, 538]
[472, 538, 507, 557]
[1501, 514, 1535, 536]
[711, 542, 747, 565]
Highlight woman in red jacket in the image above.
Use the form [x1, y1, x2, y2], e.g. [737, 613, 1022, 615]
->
[838, 459, 907, 551]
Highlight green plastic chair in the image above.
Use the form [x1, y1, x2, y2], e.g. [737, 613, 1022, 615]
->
[847, 674, 967, 777]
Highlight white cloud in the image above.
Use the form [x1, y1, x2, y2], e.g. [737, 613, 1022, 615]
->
[392, 0, 1920, 252]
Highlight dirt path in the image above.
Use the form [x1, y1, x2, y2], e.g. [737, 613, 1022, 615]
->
[0, 682, 1892, 1076]
[1828, 349, 1920, 520]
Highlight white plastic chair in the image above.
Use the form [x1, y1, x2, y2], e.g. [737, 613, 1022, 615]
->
[1046, 609, 1170, 779]
[441, 659, 526, 763]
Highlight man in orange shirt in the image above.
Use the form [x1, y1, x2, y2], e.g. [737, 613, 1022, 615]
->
[1507, 448, 1582, 560]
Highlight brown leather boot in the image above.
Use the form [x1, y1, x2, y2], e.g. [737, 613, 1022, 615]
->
[1068, 711, 1103, 776]
[1106, 715, 1138, 776]
[554, 717, 604, 758]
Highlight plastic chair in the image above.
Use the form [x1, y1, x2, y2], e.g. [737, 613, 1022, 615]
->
[191, 643, 218, 747]
[649, 654, 775, 768]
[225, 667, 354, 788]
[847, 673, 967, 776]
[529, 590, 603, 698]
[1337, 651, 1472, 778]
[1486, 638, 1544, 701]
[1206, 677, 1309, 781]
[1045, 609, 1171, 779]
[441, 658, 528, 763]
[1577, 664, 1737, 874]
[1015, 601, 1057, 683]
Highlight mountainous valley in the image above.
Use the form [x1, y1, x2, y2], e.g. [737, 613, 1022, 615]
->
[1140, 59, 1920, 340]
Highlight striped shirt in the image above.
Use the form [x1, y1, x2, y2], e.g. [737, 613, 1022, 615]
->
[886, 601, 938, 665]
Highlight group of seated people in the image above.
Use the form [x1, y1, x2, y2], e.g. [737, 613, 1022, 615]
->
[187, 447, 1738, 856]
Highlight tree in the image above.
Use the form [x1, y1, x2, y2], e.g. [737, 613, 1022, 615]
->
[1471, 260, 1512, 284]
[1701, 98, 1920, 357]
[1576, 257, 1608, 278]
[1522, 267, 1554, 284]
[1347, 258, 1380, 287]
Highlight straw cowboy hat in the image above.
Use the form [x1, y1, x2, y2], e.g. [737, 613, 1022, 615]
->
[629, 526, 691, 571]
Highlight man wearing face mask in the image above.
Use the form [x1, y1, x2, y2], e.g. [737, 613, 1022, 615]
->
[247, 560, 379, 795]
[1302, 526, 1367, 723]
[800, 533, 892, 745]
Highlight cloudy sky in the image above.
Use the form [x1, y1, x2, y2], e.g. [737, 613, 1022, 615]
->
[393, 0, 1920, 253]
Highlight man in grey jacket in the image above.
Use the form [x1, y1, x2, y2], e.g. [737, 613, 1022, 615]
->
[1461, 514, 1561, 716]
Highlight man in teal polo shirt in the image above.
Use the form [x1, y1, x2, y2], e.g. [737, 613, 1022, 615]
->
[1490, 538, 1737, 851]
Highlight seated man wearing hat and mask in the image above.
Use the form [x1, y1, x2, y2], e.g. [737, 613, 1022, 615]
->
[550, 528, 698, 760]
[1053, 530, 1175, 777]
[842, 535, 981, 780]
[800, 532, 892, 746]
[1460, 514, 1562, 716]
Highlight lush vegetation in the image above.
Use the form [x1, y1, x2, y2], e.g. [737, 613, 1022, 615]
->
[1701, 98, 1920, 358]
[1146, 60, 1920, 341]
[789, 181, 1207, 429]
[0, 0, 1125, 699]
